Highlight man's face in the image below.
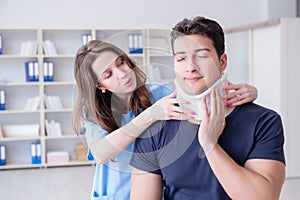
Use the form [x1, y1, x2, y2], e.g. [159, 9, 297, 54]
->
[173, 34, 226, 95]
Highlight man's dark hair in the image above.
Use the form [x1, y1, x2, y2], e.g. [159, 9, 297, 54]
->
[171, 16, 225, 58]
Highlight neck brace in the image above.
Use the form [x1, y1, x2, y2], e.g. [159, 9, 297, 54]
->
[174, 72, 228, 120]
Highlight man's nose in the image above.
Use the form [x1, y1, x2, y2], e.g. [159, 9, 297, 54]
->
[185, 57, 199, 73]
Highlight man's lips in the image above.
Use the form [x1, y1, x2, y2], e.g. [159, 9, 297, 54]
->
[185, 76, 203, 82]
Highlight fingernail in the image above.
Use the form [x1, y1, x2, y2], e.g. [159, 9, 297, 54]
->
[224, 101, 228, 105]
[229, 103, 233, 107]
[192, 111, 196, 115]
[223, 87, 227, 91]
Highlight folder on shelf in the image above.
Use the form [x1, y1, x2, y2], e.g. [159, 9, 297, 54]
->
[45, 119, 62, 137]
[0, 89, 5, 110]
[0, 33, 2, 55]
[43, 40, 57, 55]
[31, 142, 41, 164]
[81, 33, 92, 45]
[43, 61, 54, 82]
[20, 41, 38, 56]
[128, 33, 143, 54]
[0, 144, 6, 166]
[25, 61, 39, 82]
[44, 95, 63, 110]
[24, 96, 40, 111]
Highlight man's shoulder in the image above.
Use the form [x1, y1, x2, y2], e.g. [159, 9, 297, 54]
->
[237, 102, 280, 117]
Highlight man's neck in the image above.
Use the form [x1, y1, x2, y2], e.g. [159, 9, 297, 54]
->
[188, 106, 235, 125]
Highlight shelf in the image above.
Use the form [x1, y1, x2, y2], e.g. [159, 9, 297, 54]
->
[0, 27, 170, 170]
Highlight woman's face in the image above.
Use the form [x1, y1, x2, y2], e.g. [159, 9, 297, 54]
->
[92, 51, 137, 94]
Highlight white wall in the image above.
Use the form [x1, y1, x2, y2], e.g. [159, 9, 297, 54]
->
[0, 0, 296, 29]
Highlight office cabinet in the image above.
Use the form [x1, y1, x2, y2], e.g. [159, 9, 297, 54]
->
[225, 18, 300, 178]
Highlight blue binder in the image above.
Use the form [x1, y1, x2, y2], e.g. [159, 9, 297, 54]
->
[43, 61, 54, 82]
[25, 61, 39, 82]
[0, 33, 2, 55]
[31, 142, 41, 164]
[0, 89, 5, 110]
[128, 33, 143, 54]
[0, 144, 6, 166]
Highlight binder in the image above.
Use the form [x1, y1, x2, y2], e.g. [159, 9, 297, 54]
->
[31, 142, 37, 164]
[0, 89, 5, 110]
[0, 33, 2, 55]
[25, 61, 39, 82]
[81, 33, 92, 45]
[36, 143, 41, 164]
[31, 142, 41, 164]
[0, 144, 6, 166]
[128, 33, 143, 54]
[33, 61, 39, 81]
[43, 61, 54, 82]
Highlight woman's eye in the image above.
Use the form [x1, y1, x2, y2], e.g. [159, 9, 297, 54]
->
[117, 58, 124, 66]
[103, 72, 112, 79]
[175, 55, 185, 61]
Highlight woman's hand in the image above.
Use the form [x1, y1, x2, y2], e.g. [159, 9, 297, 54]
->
[148, 91, 195, 121]
[198, 89, 226, 155]
[224, 81, 258, 107]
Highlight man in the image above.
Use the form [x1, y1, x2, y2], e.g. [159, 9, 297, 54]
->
[130, 16, 285, 200]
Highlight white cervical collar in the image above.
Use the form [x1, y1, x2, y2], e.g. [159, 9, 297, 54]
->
[174, 72, 228, 120]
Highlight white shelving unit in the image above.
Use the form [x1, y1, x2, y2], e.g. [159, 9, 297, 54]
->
[0, 28, 173, 170]
[225, 18, 300, 178]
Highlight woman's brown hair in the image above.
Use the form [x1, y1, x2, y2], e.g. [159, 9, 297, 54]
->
[72, 40, 152, 135]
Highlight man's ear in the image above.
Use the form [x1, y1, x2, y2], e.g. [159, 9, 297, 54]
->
[219, 53, 227, 72]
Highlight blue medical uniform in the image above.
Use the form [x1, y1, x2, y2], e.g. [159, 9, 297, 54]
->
[84, 82, 173, 200]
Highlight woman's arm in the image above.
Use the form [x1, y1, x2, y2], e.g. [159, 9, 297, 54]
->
[90, 92, 193, 164]
[225, 81, 258, 106]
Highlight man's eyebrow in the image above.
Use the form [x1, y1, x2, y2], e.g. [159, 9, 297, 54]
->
[174, 51, 186, 55]
[194, 48, 211, 53]
[174, 48, 211, 55]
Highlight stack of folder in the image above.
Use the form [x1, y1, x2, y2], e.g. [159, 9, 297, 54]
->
[0, 144, 6, 166]
[128, 33, 143, 54]
[25, 61, 39, 82]
[0, 89, 5, 110]
[31, 142, 41, 164]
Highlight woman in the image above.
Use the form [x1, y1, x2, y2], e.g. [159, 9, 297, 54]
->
[72, 40, 257, 200]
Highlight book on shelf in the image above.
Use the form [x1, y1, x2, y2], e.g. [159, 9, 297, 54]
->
[44, 95, 63, 110]
[45, 119, 62, 137]
[147, 64, 162, 82]
[42, 40, 57, 55]
[20, 41, 38, 56]
[24, 96, 40, 111]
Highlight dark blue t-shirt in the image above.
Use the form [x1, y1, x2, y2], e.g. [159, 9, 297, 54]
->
[130, 103, 285, 200]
